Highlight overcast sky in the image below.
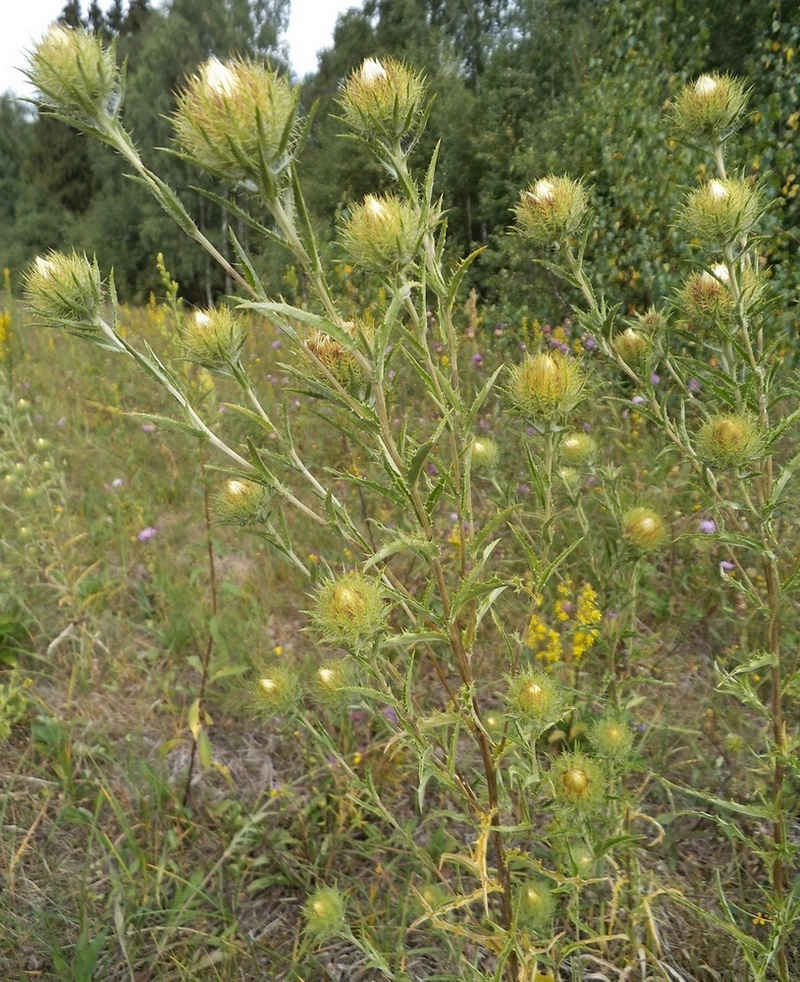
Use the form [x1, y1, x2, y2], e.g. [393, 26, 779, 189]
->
[0, 0, 358, 97]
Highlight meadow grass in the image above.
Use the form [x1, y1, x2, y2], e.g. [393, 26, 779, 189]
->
[2, 290, 796, 980]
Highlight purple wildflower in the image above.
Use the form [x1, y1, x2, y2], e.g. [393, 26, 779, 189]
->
[141, 423, 157, 433]
[650, 374, 661, 385]
[719, 560, 736, 574]
[382, 706, 398, 726]
[473, 353, 484, 366]
[631, 395, 645, 405]
[698, 519, 717, 534]
[137, 527, 158, 541]
[688, 377, 701, 392]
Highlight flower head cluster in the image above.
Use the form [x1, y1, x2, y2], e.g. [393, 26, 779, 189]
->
[506, 352, 586, 422]
[339, 57, 428, 142]
[588, 713, 634, 762]
[340, 193, 422, 272]
[181, 307, 248, 374]
[310, 571, 388, 648]
[571, 582, 603, 661]
[697, 413, 764, 468]
[514, 175, 589, 244]
[525, 609, 562, 665]
[27, 25, 121, 121]
[173, 58, 297, 187]
[671, 73, 749, 142]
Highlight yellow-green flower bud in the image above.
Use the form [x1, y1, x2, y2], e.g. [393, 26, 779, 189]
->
[310, 572, 388, 647]
[24, 252, 111, 340]
[588, 714, 634, 762]
[621, 507, 667, 552]
[506, 669, 564, 729]
[514, 175, 588, 244]
[303, 886, 346, 941]
[550, 751, 605, 812]
[515, 879, 555, 931]
[471, 437, 500, 470]
[565, 842, 596, 878]
[27, 25, 121, 120]
[678, 264, 735, 326]
[614, 327, 649, 364]
[697, 413, 764, 468]
[340, 193, 421, 272]
[680, 178, 762, 246]
[173, 57, 297, 186]
[182, 308, 248, 374]
[506, 352, 586, 421]
[213, 478, 271, 525]
[339, 57, 428, 141]
[633, 306, 668, 335]
[312, 658, 355, 709]
[252, 667, 301, 717]
[560, 431, 596, 467]
[303, 320, 371, 394]
[671, 73, 749, 141]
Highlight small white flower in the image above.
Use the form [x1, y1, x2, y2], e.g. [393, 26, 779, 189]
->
[530, 178, 555, 203]
[360, 58, 387, 84]
[202, 58, 237, 97]
[694, 74, 718, 98]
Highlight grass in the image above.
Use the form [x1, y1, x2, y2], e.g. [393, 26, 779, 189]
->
[1, 292, 798, 981]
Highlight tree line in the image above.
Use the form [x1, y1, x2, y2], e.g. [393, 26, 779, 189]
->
[1, 0, 797, 323]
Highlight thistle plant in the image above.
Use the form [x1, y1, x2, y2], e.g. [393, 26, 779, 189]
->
[22, 30, 798, 982]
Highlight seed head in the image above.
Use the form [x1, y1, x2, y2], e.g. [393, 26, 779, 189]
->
[506, 351, 586, 421]
[621, 507, 667, 552]
[697, 413, 764, 468]
[514, 175, 589, 244]
[339, 57, 428, 141]
[173, 57, 297, 187]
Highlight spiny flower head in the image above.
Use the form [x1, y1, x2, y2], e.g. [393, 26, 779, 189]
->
[24, 252, 111, 343]
[550, 751, 605, 812]
[181, 307, 248, 374]
[303, 320, 371, 394]
[252, 667, 301, 717]
[697, 413, 764, 468]
[514, 175, 589, 244]
[173, 57, 297, 187]
[310, 571, 388, 647]
[303, 886, 346, 941]
[621, 506, 667, 552]
[680, 178, 762, 246]
[213, 478, 272, 526]
[471, 437, 500, 470]
[27, 25, 121, 120]
[516, 878, 556, 931]
[312, 658, 356, 709]
[614, 327, 649, 364]
[339, 57, 428, 142]
[506, 668, 564, 728]
[559, 431, 597, 467]
[588, 713, 634, 762]
[671, 73, 749, 142]
[340, 193, 422, 272]
[506, 351, 586, 421]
